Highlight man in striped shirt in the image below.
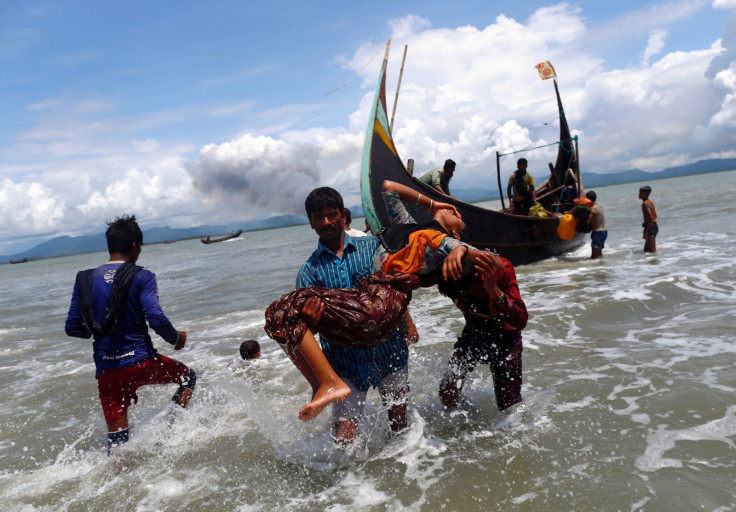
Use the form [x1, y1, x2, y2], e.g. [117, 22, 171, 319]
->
[297, 187, 410, 447]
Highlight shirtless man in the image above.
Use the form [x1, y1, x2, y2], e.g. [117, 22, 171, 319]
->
[639, 186, 658, 253]
[586, 191, 607, 259]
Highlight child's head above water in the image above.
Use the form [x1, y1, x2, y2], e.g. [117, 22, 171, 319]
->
[239, 340, 261, 360]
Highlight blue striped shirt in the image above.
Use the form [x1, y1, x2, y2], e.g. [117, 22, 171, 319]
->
[296, 233, 409, 392]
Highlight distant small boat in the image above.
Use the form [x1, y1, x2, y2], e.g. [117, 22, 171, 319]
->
[164, 240, 176, 244]
[201, 229, 243, 244]
[10, 258, 29, 264]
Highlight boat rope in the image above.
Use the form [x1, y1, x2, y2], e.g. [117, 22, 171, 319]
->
[498, 136, 578, 213]
[497, 136, 576, 158]
[324, 43, 388, 97]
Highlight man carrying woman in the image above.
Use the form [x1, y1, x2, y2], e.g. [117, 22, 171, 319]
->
[264, 180, 495, 432]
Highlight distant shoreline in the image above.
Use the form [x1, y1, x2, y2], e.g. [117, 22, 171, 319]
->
[3, 167, 734, 264]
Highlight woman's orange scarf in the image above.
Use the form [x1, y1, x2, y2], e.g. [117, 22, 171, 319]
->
[382, 229, 447, 274]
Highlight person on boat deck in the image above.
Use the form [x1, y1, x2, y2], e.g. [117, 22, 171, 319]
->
[64, 215, 196, 455]
[507, 158, 536, 215]
[264, 181, 495, 445]
[639, 185, 658, 253]
[343, 209, 367, 238]
[419, 159, 456, 198]
[438, 251, 527, 412]
[585, 191, 607, 259]
[560, 174, 577, 212]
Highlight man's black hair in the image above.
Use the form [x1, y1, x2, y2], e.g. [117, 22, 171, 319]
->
[344, 208, 353, 225]
[105, 214, 143, 255]
[304, 187, 344, 218]
[444, 159, 456, 169]
[436, 258, 476, 300]
[585, 190, 597, 202]
[517, 157, 528, 166]
[640, 185, 651, 195]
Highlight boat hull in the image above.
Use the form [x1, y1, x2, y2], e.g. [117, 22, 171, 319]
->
[364, 129, 585, 266]
[201, 229, 243, 244]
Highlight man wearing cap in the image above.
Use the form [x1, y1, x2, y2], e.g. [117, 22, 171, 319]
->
[419, 159, 456, 198]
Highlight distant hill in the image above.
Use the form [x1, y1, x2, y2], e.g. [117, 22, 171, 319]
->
[4, 157, 735, 263]
[583, 158, 736, 188]
[453, 157, 736, 200]
[1, 214, 307, 262]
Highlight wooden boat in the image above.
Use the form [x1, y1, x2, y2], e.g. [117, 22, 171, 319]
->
[10, 258, 29, 264]
[360, 48, 586, 266]
[201, 229, 243, 244]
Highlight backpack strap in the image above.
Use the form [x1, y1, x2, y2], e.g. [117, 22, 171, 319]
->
[75, 262, 144, 336]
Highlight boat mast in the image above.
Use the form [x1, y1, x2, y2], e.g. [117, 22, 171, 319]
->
[390, 44, 408, 135]
[496, 151, 505, 210]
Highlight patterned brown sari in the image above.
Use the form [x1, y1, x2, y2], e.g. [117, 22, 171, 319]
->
[264, 273, 409, 349]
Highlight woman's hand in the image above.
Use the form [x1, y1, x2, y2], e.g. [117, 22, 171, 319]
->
[390, 273, 421, 293]
[442, 245, 468, 281]
[432, 201, 460, 218]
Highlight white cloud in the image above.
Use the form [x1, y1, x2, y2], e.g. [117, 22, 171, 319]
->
[0, 179, 65, 235]
[714, 0, 736, 9]
[643, 29, 668, 66]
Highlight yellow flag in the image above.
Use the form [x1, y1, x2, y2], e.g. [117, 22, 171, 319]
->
[535, 61, 556, 80]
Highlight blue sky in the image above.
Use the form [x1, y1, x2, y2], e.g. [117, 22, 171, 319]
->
[1, 0, 734, 254]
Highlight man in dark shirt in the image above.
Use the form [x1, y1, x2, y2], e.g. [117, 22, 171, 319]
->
[65, 215, 196, 454]
[507, 158, 536, 215]
[438, 253, 528, 411]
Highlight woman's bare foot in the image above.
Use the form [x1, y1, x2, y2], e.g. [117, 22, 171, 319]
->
[298, 381, 351, 421]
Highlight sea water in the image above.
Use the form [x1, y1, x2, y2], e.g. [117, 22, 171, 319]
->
[1, 171, 735, 511]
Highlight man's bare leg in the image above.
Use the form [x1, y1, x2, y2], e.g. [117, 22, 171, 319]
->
[387, 402, 408, 433]
[644, 238, 656, 253]
[439, 350, 471, 408]
[173, 388, 193, 407]
[106, 415, 129, 456]
[334, 418, 358, 448]
[380, 369, 409, 434]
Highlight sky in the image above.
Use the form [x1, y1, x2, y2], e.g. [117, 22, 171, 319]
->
[1, 0, 735, 255]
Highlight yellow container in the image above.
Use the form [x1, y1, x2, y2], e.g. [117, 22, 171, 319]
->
[557, 213, 578, 240]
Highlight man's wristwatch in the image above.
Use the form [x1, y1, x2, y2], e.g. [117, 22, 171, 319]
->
[495, 292, 506, 305]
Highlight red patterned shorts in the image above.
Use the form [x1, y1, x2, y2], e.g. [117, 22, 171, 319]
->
[97, 355, 190, 424]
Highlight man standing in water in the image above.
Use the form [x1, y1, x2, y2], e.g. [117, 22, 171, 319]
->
[65, 215, 196, 455]
[639, 185, 658, 253]
[437, 252, 527, 412]
[586, 191, 607, 259]
[297, 187, 410, 446]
